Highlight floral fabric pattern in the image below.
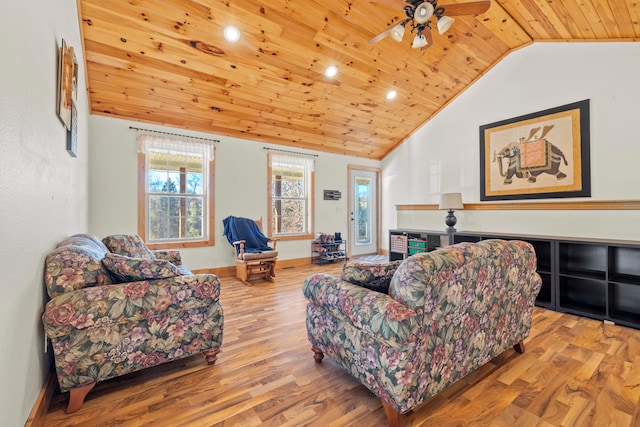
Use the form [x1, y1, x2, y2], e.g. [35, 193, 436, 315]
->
[45, 235, 113, 298]
[152, 249, 182, 266]
[42, 234, 224, 394]
[303, 239, 541, 414]
[340, 260, 402, 294]
[102, 253, 180, 282]
[102, 234, 156, 260]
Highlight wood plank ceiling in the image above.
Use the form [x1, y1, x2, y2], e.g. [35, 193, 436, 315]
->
[77, 0, 640, 159]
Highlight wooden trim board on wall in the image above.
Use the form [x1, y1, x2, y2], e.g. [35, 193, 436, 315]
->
[396, 200, 640, 211]
[193, 257, 312, 278]
[25, 373, 57, 427]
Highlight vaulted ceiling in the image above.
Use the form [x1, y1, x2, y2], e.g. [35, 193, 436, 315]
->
[77, 0, 639, 159]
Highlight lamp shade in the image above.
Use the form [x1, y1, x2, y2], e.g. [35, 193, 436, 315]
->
[437, 15, 455, 34]
[411, 33, 428, 49]
[390, 24, 405, 42]
[414, 2, 434, 24]
[439, 192, 463, 210]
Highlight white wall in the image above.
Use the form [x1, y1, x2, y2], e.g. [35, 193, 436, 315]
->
[88, 116, 380, 270]
[0, 1, 89, 425]
[382, 42, 640, 242]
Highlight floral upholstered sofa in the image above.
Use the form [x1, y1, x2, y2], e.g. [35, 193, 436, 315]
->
[42, 234, 224, 413]
[303, 239, 541, 427]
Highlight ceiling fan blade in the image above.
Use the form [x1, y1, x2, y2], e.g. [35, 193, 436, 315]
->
[440, 0, 491, 16]
[424, 26, 434, 48]
[368, 27, 394, 45]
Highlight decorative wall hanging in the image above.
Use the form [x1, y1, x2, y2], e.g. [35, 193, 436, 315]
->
[67, 102, 78, 157]
[57, 39, 76, 130]
[480, 99, 590, 201]
[324, 190, 342, 200]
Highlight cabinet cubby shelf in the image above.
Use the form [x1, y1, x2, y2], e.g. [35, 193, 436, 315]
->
[610, 274, 640, 286]
[559, 270, 606, 280]
[392, 229, 640, 330]
[389, 229, 450, 262]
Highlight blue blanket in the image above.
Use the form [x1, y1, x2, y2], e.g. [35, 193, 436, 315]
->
[222, 216, 273, 254]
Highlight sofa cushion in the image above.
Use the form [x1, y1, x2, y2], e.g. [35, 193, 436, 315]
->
[45, 234, 113, 298]
[102, 234, 156, 260]
[102, 253, 179, 282]
[152, 249, 182, 266]
[340, 260, 403, 294]
[241, 250, 278, 260]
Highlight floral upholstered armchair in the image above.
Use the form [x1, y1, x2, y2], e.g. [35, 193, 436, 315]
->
[42, 234, 224, 413]
[303, 240, 541, 427]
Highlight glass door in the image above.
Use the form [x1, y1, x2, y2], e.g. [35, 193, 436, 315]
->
[349, 167, 379, 257]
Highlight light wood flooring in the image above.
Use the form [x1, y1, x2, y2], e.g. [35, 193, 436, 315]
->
[41, 263, 640, 426]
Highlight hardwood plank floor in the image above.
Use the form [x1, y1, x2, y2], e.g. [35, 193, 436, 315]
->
[41, 263, 640, 426]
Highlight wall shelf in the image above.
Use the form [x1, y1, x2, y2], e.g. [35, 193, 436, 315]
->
[312, 240, 347, 264]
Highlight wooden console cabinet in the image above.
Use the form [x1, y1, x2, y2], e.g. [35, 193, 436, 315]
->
[389, 229, 640, 329]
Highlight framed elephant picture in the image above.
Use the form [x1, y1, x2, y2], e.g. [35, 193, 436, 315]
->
[480, 99, 591, 201]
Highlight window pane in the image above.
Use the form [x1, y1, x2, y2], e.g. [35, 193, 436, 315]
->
[272, 176, 304, 198]
[149, 195, 170, 240]
[356, 178, 371, 244]
[149, 170, 165, 192]
[186, 197, 204, 238]
[166, 172, 180, 193]
[149, 195, 205, 240]
[186, 173, 203, 195]
[281, 178, 304, 198]
[273, 199, 305, 234]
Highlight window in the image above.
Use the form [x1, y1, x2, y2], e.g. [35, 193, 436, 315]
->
[137, 134, 215, 249]
[268, 152, 314, 240]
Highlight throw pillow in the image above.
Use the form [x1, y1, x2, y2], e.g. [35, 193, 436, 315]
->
[102, 234, 156, 260]
[102, 253, 179, 282]
[340, 260, 403, 294]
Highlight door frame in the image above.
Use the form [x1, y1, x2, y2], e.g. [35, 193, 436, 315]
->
[347, 164, 381, 258]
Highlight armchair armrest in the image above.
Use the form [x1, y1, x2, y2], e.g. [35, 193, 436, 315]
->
[232, 240, 246, 258]
[268, 237, 278, 250]
[152, 249, 182, 266]
[303, 273, 419, 347]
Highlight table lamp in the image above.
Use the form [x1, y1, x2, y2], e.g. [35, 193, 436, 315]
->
[439, 192, 464, 233]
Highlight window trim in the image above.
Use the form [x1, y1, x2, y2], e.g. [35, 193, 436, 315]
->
[267, 153, 315, 241]
[137, 150, 215, 250]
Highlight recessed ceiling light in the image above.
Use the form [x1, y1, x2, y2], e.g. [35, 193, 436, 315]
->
[386, 90, 398, 100]
[224, 26, 240, 42]
[324, 65, 338, 78]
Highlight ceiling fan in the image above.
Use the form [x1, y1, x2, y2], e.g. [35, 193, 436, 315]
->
[368, 0, 491, 49]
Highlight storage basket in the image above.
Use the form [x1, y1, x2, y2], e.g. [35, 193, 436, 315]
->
[408, 247, 427, 255]
[390, 234, 407, 254]
[408, 238, 427, 248]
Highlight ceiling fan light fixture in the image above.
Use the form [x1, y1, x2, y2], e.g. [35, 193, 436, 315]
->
[390, 24, 405, 42]
[437, 15, 455, 34]
[223, 25, 240, 42]
[414, 2, 434, 24]
[411, 32, 428, 49]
